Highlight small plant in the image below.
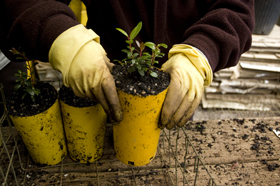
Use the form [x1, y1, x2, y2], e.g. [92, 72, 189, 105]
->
[114, 22, 167, 78]
[10, 48, 40, 102]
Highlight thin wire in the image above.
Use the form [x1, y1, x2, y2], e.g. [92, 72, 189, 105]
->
[183, 136, 190, 186]
[60, 159, 64, 186]
[96, 161, 100, 186]
[193, 156, 199, 185]
[175, 128, 179, 185]
[131, 166, 137, 185]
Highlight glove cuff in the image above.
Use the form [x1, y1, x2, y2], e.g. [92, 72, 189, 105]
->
[168, 44, 213, 87]
[48, 24, 100, 86]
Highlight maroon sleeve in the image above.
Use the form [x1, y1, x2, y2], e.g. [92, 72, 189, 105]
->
[0, 0, 79, 61]
[182, 0, 255, 72]
[79, 0, 254, 73]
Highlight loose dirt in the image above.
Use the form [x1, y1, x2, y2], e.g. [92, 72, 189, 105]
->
[1, 117, 280, 185]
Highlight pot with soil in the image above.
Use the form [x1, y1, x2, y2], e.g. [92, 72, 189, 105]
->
[5, 49, 67, 166]
[59, 85, 107, 163]
[112, 22, 170, 166]
[6, 81, 67, 166]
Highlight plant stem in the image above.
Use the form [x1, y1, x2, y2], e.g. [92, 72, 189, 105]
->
[146, 51, 156, 76]
[128, 36, 135, 59]
[13, 48, 35, 87]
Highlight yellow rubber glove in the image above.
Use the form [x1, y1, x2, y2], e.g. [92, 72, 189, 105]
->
[160, 44, 213, 129]
[49, 24, 122, 122]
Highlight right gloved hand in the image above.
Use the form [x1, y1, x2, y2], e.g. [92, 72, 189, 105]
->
[49, 24, 123, 123]
[160, 44, 213, 129]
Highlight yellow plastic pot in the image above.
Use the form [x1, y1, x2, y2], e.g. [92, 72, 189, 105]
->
[9, 98, 67, 165]
[60, 100, 107, 163]
[113, 87, 168, 166]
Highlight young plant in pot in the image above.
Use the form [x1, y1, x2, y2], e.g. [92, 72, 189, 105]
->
[59, 85, 107, 164]
[112, 22, 170, 166]
[5, 48, 67, 166]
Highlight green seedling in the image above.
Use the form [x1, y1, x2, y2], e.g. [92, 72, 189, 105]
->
[10, 48, 40, 102]
[114, 22, 167, 78]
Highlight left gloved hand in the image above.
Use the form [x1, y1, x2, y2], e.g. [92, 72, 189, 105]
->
[48, 24, 122, 123]
[160, 44, 213, 129]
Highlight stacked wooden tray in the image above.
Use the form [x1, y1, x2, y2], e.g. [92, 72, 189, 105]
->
[203, 26, 280, 113]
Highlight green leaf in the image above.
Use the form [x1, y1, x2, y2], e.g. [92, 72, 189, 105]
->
[138, 69, 145, 76]
[137, 59, 145, 65]
[141, 56, 151, 60]
[154, 49, 161, 55]
[128, 66, 137, 73]
[125, 40, 133, 44]
[140, 42, 145, 51]
[142, 52, 151, 56]
[154, 60, 159, 64]
[130, 22, 142, 40]
[131, 59, 136, 64]
[143, 67, 148, 71]
[145, 60, 151, 65]
[122, 58, 128, 61]
[21, 71, 27, 76]
[150, 71, 158, 78]
[158, 43, 168, 48]
[25, 80, 32, 87]
[22, 93, 26, 100]
[31, 96, 35, 102]
[132, 53, 139, 58]
[14, 83, 21, 91]
[16, 57, 25, 60]
[127, 52, 133, 58]
[25, 87, 35, 96]
[21, 74, 28, 79]
[121, 49, 130, 54]
[34, 89, 41, 95]
[145, 42, 156, 50]
[116, 28, 128, 37]
[135, 63, 142, 70]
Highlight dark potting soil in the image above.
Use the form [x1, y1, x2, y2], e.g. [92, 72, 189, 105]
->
[59, 85, 98, 107]
[6, 82, 57, 117]
[112, 65, 170, 97]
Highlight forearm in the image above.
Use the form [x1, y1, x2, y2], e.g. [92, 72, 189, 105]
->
[183, 0, 254, 72]
[0, 0, 79, 61]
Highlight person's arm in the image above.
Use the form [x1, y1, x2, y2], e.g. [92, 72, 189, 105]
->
[182, 0, 255, 72]
[160, 0, 254, 129]
[0, 0, 78, 61]
[1, 0, 123, 123]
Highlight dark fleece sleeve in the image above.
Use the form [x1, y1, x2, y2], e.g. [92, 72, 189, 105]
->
[78, 0, 254, 72]
[182, 0, 255, 72]
[0, 0, 79, 61]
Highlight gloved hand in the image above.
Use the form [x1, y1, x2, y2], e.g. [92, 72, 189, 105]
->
[49, 24, 122, 122]
[160, 44, 212, 129]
